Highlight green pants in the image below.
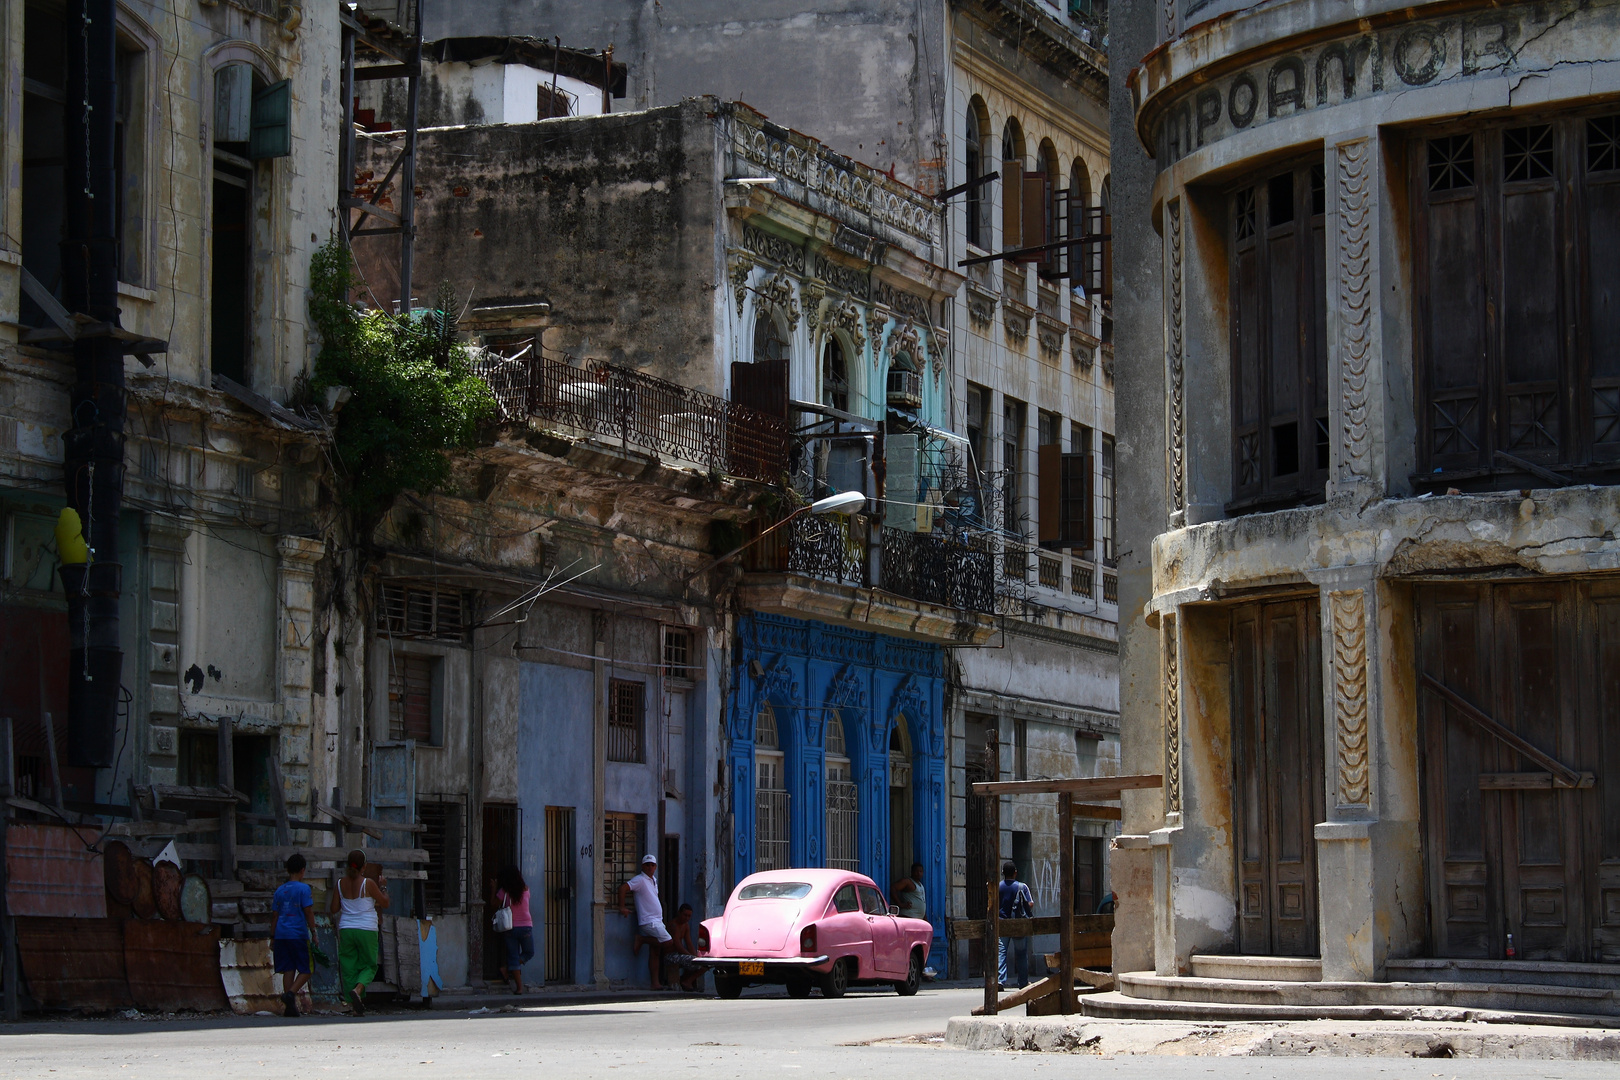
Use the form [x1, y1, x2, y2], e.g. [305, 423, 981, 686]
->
[339, 928, 380, 994]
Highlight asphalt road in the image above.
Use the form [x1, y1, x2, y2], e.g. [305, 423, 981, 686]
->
[0, 987, 1612, 1079]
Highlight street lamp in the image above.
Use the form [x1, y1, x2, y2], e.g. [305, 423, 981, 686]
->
[684, 490, 866, 582]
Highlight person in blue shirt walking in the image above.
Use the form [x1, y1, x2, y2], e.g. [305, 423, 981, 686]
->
[272, 853, 317, 1017]
[997, 861, 1033, 990]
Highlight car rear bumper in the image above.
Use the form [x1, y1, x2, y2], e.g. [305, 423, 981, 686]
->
[691, 955, 831, 979]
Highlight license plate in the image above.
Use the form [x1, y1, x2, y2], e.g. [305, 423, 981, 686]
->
[739, 961, 765, 976]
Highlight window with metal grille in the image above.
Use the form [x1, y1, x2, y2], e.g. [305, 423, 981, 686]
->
[1098, 435, 1116, 566]
[419, 798, 464, 914]
[388, 653, 440, 744]
[378, 581, 470, 641]
[662, 627, 692, 680]
[608, 678, 645, 763]
[825, 711, 858, 871]
[1228, 161, 1329, 511]
[755, 706, 789, 871]
[1414, 111, 1620, 489]
[603, 811, 647, 902]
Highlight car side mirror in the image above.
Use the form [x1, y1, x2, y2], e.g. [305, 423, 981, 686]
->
[888, 904, 900, 917]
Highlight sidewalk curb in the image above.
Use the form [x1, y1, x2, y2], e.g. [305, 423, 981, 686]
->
[943, 1016, 1620, 1058]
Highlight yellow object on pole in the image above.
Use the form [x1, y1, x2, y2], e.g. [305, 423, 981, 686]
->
[55, 507, 90, 565]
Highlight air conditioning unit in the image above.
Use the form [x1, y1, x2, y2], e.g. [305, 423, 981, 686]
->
[886, 368, 922, 408]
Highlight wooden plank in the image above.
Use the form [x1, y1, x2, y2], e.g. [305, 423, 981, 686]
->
[1071, 804, 1122, 820]
[104, 819, 221, 838]
[1478, 771, 1595, 790]
[1058, 791, 1075, 1015]
[319, 802, 427, 834]
[951, 914, 1114, 940]
[1421, 674, 1584, 788]
[1042, 959, 1116, 990]
[174, 844, 430, 863]
[983, 728, 999, 1017]
[971, 773, 1163, 798]
[970, 975, 1059, 1016]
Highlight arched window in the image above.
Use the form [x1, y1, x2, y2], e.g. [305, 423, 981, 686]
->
[825, 711, 858, 870]
[1035, 138, 1061, 276]
[755, 705, 788, 871]
[753, 313, 789, 364]
[965, 98, 990, 248]
[1070, 158, 1092, 294]
[822, 336, 849, 412]
[888, 718, 913, 885]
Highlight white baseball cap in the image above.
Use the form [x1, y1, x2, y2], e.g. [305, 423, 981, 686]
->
[641, 853, 658, 865]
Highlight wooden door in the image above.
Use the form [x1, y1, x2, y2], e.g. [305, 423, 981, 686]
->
[1232, 597, 1325, 956]
[1420, 582, 1616, 962]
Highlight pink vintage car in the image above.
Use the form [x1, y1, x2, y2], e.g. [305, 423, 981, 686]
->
[694, 868, 931, 998]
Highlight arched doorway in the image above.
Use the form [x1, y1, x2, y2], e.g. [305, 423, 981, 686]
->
[755, 705, 789, 871]
[825, 710, 859, 870]
[888, 718, 914, 888]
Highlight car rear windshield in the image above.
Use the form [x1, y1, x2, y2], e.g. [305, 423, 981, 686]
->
[738, 882, 813, 900]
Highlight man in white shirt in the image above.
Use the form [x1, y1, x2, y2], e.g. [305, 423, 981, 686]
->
[616, 853, 671, 988]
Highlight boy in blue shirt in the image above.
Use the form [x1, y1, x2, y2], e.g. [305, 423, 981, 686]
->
[272, 853, 316, 1017]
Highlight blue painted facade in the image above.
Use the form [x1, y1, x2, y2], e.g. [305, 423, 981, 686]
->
[727, 612, 948, 960]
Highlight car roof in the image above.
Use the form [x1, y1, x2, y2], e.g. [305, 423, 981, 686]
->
[730, 868, 878, 899]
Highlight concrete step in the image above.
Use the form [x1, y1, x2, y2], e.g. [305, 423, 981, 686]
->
[1189, 955, 1322, 982]
[1115, 971, 1618, 1019]
[1387, 957, 1620, 991]
[1075, 991, 1620, 1032]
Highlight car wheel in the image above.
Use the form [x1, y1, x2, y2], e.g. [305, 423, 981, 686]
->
[714, 973, 743, 1000]
[786, 976, 812, 998]
[820, 958, 849, 999]
[895, 950, 922, 996]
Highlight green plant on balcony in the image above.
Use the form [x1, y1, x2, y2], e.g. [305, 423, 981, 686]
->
[307, 239, 495, 537]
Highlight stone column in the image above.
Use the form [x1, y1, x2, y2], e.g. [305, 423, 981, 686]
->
[277, 536, 323, 820]
[1164, 196, 1186, 528]
[142, 514, 190, 787]
[1325, 130, 1392, 501]
[1313, 570, 1382, 981]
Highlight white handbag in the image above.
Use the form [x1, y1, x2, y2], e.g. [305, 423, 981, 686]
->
[492, 895, 514, 934]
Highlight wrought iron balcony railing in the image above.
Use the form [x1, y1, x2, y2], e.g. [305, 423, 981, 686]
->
[742, 511, 997, 615]
[474, 341, 789, 484]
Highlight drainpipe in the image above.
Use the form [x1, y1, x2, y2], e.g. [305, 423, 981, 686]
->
[58, 0, 123, 769]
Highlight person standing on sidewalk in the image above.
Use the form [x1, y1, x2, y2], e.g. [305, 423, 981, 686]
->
[328, 849, 389, 1015]
[271, 853, 316, 1017]
[492, 865, 534, 995]
[997, 861, 1033, 990]
[616, 854, 670, 989]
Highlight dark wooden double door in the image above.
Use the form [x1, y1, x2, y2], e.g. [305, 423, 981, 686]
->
[1231, 598, 1325, 956]
[1419, 582, 1620, 963]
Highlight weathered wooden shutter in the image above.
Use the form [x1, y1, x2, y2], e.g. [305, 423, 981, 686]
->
[730, 357, 787, 418]
[1020, 171, 1048, 262]
[1037, 442, 1062, 543]
[249, 79, 292, 160]
[1001, 160, 1023, 248]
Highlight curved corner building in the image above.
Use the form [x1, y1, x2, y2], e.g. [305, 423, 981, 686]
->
[1110, 0, 1620, 1016]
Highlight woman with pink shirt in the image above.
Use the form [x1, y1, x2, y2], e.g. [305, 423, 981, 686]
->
[493, 865, 534, 994]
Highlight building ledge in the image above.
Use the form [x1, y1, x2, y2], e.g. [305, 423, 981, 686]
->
[738, 573, 998, 645]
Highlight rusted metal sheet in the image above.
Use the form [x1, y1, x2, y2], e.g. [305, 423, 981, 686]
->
[218, 938, 280, 1015]
[124, 921, 229, 1013]
[130, 859, 157, 919]
[103, 840, 137, 906]
[154, 862, 184, 921]
[6, 823, 106, 918]
[16, 917, 132, 1010]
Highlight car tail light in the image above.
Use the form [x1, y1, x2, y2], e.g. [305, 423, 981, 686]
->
[697, 925, 709, 953]
[800, 924, 817, 954]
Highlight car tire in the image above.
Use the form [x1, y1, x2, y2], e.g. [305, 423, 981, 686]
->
[820, 959, 849, 999]
[714, 973, 743, 1000]
[786, 976, 812, 998]
[895, 950, 922, 996]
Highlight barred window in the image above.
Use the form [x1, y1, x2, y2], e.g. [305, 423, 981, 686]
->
[662, 627, 693, 680]
[603, 811, 647, 901]
[378, 581, 470, 642]
[1097, 435, 1116, 567]
[419, 798, 464, 914]
[388, 653, 441, 744]
[608, 678, 645, 763]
